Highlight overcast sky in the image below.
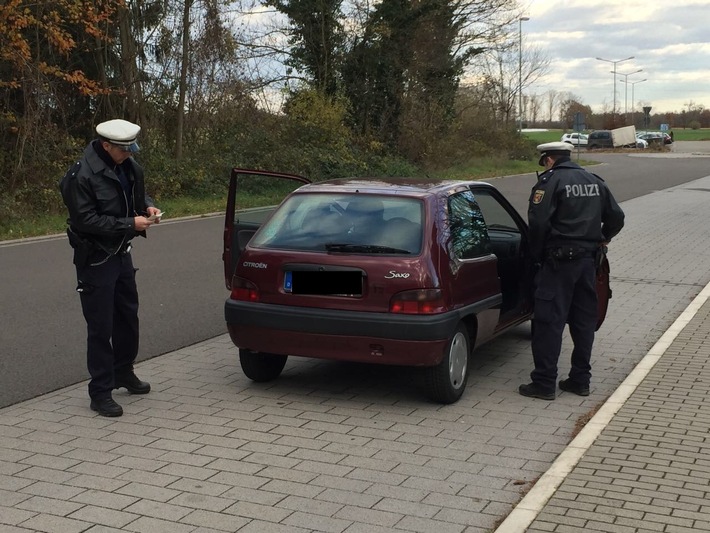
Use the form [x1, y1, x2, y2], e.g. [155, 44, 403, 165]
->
[521, 0, 710, 115]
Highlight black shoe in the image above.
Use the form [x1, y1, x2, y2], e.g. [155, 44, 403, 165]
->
[559, 379, 590, 396]
[519, 383, 555, 400]
[90, 397, 123, 417]
[115, 373, 151, 394]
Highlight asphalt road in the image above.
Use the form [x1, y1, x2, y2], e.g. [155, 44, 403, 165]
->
[492, 141, 710, 216]
[2, 142, 709, 408]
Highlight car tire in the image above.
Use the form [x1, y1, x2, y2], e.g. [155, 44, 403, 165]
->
[425, 323, 470, 404]
[239, 349, 288, 382]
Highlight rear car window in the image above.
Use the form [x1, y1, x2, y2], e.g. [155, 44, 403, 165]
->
[250, 193, 424, 254]
[591, 131, 610, 139]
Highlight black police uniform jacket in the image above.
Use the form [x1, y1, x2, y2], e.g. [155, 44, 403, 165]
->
[60, 140, 154, 258]
[528, 158, 625, 263]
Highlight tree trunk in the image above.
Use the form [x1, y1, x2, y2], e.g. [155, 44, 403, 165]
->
[175, 0, 192, 160]
[118, 6, 139, 121]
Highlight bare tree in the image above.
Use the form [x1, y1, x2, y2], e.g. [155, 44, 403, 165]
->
[470, 33, 550, 128]
[545, 89, 559, 125]
[175, 0, 193, 160]
[528, 92, 542, 126]
[559, 93, 592, 129]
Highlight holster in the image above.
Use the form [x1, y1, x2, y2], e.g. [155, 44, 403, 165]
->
[596, 244, 608, 270]
[66, 227, 94, 268]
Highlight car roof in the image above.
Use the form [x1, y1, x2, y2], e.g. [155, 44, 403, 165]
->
[294, 177, 494, 198]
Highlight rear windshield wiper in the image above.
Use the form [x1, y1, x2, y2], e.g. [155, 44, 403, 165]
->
[325, 243, 411, 254]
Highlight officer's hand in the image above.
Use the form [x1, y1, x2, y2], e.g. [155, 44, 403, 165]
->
[134, 216, 154, 231]
[146, 206, 162, 224]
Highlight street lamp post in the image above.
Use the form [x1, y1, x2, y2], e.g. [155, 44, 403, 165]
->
[622, 78, 647, 127]
[518, 16, 529, 132]
[595, 56, 635, 119]
[616, 69, 643, 120]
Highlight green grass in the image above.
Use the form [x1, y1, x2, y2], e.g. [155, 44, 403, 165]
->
[0, 185, 320, 242]
[0, 155, 591, 242]
[523, 130, 566, 144]
[1, 213, 71, 242]
[4, 130, 706, 242]
[664, 128, 710, 141]
[158, 194, 230, 218]
[0, 196, 229, 242]
[429, 158, 539, 180]
[1, 158, 544, 242]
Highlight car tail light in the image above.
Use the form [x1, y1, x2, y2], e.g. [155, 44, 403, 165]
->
[390, 289, 446, 314]
[231, 276, 260, 302]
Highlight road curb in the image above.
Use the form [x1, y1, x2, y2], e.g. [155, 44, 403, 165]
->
[493, 277, 710, 533]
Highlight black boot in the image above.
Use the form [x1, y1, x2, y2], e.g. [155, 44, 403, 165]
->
[90, 397, 123, 417]
[115, 372, 151, 394]
[559, 379, 590, 396]
[518, 382, 555, 400]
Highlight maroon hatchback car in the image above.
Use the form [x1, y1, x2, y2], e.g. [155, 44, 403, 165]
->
[222, 169, 554, 403]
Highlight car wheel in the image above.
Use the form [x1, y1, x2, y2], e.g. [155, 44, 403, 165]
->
[425, 324, 470, 404]
[239, 348, 288, 382]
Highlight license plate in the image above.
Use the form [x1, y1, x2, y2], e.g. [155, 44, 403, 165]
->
[284, 270, 362, 296]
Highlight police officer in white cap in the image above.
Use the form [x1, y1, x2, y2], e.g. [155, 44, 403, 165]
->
[59, 119, 162, 417]
[519, 141, 625, 400]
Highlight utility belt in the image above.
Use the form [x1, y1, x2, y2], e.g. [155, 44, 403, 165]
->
[67, 227, 131, 267]
[545, 245, 597, 261]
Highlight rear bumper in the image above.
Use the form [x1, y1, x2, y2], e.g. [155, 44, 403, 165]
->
[224, 297, 498, 366]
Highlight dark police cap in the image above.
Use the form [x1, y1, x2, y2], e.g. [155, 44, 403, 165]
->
[96, 119, 141, 153]
[536, 141, 572, 166]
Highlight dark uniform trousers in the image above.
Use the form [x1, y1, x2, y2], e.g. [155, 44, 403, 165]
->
[76, 252, 139, 401]
[531, 256, 597, 393]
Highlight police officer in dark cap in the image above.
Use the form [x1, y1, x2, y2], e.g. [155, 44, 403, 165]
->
[60, 119, 162, 416]
[519, 142, 625, 400]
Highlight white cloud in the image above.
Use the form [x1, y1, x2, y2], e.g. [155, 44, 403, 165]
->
[522, 0, 710, 113]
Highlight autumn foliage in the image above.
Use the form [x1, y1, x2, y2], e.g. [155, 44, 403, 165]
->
[0, 0, 118, 93]
[0, 0, 531, 232]
[0, 0, 121, 218]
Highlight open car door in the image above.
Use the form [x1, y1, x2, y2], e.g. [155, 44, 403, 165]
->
[223, 168, 310, 290]
[596, 253, 611, 331]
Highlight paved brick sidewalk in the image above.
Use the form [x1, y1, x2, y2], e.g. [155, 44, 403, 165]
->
[526, 293, 710, 533]
[1, 175, 709, 533]
[497, 283, 710, 533]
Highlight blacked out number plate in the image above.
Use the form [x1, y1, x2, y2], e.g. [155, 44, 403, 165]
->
[284, 271, 362, 296]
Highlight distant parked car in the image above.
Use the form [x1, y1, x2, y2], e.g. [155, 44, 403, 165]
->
[587, 130, 613, 149]
[561, 133, 588, 146]
[637, 132, 665, 146]
[589, 129, 646, 150]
